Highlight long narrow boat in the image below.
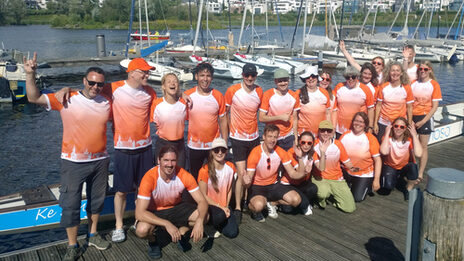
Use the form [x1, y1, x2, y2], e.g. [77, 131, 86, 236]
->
[428, 102, 464, 144]
[0, 176, 135, 235]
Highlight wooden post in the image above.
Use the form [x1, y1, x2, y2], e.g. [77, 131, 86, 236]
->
[419, 168, 464, 261]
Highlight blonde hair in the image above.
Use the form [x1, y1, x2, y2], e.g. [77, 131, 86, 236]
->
[382, 61, 410, 85]
[161, 73, 181, 97]
[416, 61, 437, 82]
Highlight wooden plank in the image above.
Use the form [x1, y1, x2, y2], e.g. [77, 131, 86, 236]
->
[14, 251, 39, 261]
[36, 245, 61, 261]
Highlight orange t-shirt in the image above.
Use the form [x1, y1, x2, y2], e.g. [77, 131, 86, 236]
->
[197, 161, 236, 207]
[259, 89, 300, 139]
[411, 79, 442, 116]
[406, 64, 418, 82]
[109, 80, 157, 150]
[333, 82, 374, 134]
[366, 82, 378, 102]
[296, 87, 331, 135]
[45, 91, 111, 162]
[383, 137, 414, 170]
[184, 87, 226, 149]
[281, 147, 316, 185]
[247, 144, 291, 186]
[340, 131, 380, 177]
[225, 83, 263, 141]
[377, 82, 414, 125]
[137, 166, 198, 211]
[313, 139, 350, 180]
[151, 97, 188, 141]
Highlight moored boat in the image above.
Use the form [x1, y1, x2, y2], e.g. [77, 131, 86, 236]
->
[130, 31, 170, 41]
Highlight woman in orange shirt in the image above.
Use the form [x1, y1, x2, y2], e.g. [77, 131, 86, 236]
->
[411, 61, 442, 181]
[198, 138, 238, 238]
[359, 63, 379, 100]
[340, 112, 382, 202]
[319, 71, 334, 108]
[374, 62, 414, 143]
[379, 117, 422, 200]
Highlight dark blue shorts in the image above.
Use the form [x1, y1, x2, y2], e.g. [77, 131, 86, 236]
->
[113, 146, 153, 193]
[230, 137, 260, 162]
[413, 115, 433, 135]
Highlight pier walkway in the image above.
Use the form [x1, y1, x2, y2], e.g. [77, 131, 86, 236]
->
[1, 136, 463, 261]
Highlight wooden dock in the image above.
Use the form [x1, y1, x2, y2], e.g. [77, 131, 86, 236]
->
[1, 136, 463, 261]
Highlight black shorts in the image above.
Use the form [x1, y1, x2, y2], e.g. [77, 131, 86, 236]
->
[247, 183, 294, 202]
[154, 202, 197, 227]
[113, 146, 153, 193]
[413, 115, 433, 135]
[230, 138, 260, 162]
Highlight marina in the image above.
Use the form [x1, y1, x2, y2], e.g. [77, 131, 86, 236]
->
[0, 136, 463, 260]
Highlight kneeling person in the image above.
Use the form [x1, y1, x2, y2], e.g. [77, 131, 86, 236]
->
[243, 124, 306, 222]
[135, 146, 208, 259]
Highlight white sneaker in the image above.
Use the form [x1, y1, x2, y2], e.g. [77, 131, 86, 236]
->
[111, 228, 126, 243]
[303, 205, 313, 216]
[266, 202, 278, 219]
[213, 231, 221, 238]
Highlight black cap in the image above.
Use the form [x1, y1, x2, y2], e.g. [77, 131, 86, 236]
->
[242, 63, 257, 74]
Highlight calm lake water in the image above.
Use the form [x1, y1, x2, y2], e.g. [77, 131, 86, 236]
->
[0, 25, 463, 254]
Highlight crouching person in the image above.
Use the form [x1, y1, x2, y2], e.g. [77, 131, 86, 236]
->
[135, 146, 208, 259]
[198, 138, 238, 238]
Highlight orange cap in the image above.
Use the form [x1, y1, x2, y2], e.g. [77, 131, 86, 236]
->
[126, 58, 155, 73]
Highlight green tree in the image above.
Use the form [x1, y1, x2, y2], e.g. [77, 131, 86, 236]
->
[8, 0, 27, 24]
[0, 0, 7, 25]
[100, 0, 130, 23]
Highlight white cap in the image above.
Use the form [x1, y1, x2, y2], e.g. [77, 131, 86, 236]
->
[299, 65, 322, 82]
[211, 138, 227, 149]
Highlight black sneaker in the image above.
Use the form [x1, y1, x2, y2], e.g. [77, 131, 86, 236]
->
[177, 234, 192, 252]
[148, 240, 162, 259]
[233, 209, 242, 225]
[63, 245, 81, 261]
[251, 212, 265, 222]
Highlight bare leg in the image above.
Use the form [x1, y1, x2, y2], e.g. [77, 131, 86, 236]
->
[88, 214, 100, 234]
[114, 192, 127, 229]
[418, 134, 430, 180]
[66, 226, 79, 246]
[248, 196, 266, 213]
[234, 161, 246, 211]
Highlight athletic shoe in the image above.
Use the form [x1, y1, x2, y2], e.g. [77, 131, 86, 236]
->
[266, 202, 278, 219]
[251, 212, 265, 222]
[63, 245, 81, 261]
[213, 231, 222, 238]
[303, 205, 313, 216]
[88, 233, 110, 250]
[148, 241, 162, 259]
[233, 209, 242, 225]
[111, 228, 126, 243]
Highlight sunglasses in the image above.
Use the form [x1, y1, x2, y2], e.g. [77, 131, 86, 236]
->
[86, 78, 105, 87]
[244, 73, 257, 78]
[319, 128, 333, 133]
[267, 158, 271, 170]
[213, 147, 227, 154]
[344, 75, 357, 80]
[418, 67, 430, 72]
[372, 61, 383, 66]
[393, 124, 406, 129]
[276, 78, 289, 83]
[300, 141, 313, 146]
[321, 77, 331, 82]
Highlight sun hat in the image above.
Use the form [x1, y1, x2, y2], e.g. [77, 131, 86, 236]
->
[126, 58, 155, 73]
[299, 65, 322, 82]
[318, 120, 334, 130]
[211, 138, 228, 149]
[274, 68, 289, 79]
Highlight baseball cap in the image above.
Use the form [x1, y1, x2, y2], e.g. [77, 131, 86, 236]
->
[242, 63, 257, 75]
[318, 120, 334, 130]
[274, 68, 289, 79]
[126, 58, 155, 73]
[299, 65, 322, 82]
[211, 138, 228, 149]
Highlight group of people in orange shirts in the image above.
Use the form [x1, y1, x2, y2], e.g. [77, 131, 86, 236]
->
[24, 42, 442, 260]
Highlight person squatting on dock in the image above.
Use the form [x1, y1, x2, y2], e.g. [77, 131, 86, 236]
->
[135, 145, 208, 259]
[24, 53, 111, 261]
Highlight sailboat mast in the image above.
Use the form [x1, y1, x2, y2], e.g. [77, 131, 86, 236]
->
[144, 0, 150, 46]
[437, 0, 442, 38]
[325, 0, 328, 36]
[426, 0, 434, 39]
[238, 0, 247, 50]
[301, 0, 309, 56]
[125, 0, 136, 58]
[251, 0, 255, 54]
[193, 0, 204, 55]
[274, 0, 285, 43]
[206, 0, 209, 57]
[138, 0, 143, 49]
[291, 0, 304, 52]
[188, 0, 194, 44]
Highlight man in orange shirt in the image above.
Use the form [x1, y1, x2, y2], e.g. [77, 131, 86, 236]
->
[135, 146, 208, 259]
[25, 53, 111, 261]
[259, 69, 300, 150]
[243, 124, 306, 222]
[184, 63, 228, 179]
[225, 63, 263, 223]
